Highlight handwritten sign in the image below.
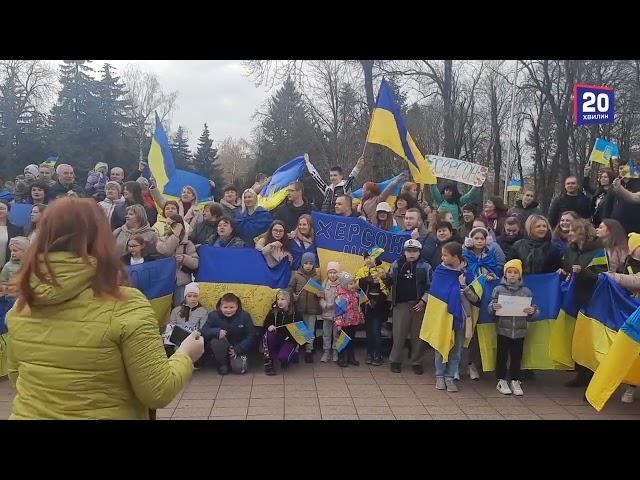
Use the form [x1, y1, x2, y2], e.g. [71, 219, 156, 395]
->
[496, 295, 531, 317]
[427, 155, 488, 187]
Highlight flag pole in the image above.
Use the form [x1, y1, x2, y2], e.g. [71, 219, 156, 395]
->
[503, 61, 520, 204]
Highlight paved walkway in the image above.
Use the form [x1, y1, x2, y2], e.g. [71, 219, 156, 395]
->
[2, 347, 640, 420]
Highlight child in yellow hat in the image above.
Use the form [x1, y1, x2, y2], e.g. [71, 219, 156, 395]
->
[488, 258, 538, 396]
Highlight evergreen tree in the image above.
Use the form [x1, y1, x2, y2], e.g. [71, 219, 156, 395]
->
[170, 125, 192, 170]
[192, 123, 222, 198]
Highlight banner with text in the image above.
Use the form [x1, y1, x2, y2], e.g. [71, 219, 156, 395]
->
[427, 155, 488, 187]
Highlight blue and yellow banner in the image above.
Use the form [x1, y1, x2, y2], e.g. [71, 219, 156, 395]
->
[285, 321, 315, 346]
[335, 330, 351, 352]
[506, 179, 523, 192]
[127, 256, 177, 329]
[148, 113, 214, 203]
[257, 154, 307, 211]
[311, 211, 409, 279]
[352, 175, 405, 208]
[367, 80, 436, 185]
[549, 276, 579, 369]
[196, 246, 291, 326]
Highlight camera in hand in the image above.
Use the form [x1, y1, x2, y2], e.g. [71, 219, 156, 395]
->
[169, 325, 192, 346]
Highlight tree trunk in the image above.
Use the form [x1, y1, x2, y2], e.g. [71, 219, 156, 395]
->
[443, 60, 455, 158]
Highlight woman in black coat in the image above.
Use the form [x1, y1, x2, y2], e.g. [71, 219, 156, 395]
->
[508, 214, 562, 274]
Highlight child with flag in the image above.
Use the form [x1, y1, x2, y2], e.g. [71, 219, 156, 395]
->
[334, 272, 365, 367]
[262, 290, 301, 376]
[489, 259, 538, 396]
[319, 261, 342, 363]
[355, 250, 390, 366]
[289, 252, 323, 363]
[606, 232, 640, 403]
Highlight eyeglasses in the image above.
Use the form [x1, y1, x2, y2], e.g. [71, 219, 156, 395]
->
[272, 229, 285, 233]
[128, 244, 141, 248]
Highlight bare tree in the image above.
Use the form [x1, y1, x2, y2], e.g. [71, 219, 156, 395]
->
[121, 65, 178, 161]
[216, 136, 254, 186]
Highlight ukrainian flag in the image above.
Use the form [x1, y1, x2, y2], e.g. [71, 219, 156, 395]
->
[572, 274, 640, 377]
[335, 330, 351, 352]
[257, 154, 308, 211]
[148, 113, 214, 203]
[587, 305, 640, 411]
[286, 321, 315, 346]
[475, 273, 571, 372]
[587, 249, 608, 269]
[549, 275, 579, 369]
[419, 266, 464, 362]
[589, 138, 620, 165]
[196, 247, 291, 326]
[358, 289, 369, 306]
[303, 278, 324, 297]
[367, 246, 385, 260]
[352, 175, 405, 208]
[311, 212, 409, 280]
[127, 256, 177, 329]
[367, 80, 436, 185]
[506, 179, 523, 192]
[335, 297, 348, 317]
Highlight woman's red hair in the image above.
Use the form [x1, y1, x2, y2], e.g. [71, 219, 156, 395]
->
[13, 197, 128, 309]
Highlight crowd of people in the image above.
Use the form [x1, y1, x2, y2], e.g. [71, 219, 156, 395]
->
[1, 156, 640, 419]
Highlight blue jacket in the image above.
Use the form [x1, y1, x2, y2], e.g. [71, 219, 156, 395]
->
[201, 309, 258, 355]
[386, 258, 432, 306]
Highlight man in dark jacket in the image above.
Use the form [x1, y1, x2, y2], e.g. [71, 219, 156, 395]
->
[605, 162, 640, 234]
[507, 189, 542, 226]
[497, 217, 524, 259]
[547, 176, 592, 228]
[273, 181, 312, 232]
[50, 164, 86, 199]
[307, 157, 364, 213]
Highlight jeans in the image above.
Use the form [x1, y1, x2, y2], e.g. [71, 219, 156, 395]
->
[434, 328, 465, 378]
[365, 309, 385, 358]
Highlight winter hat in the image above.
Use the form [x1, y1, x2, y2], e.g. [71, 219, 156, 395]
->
[628, 233, 640, 255]
[338, 272, 354, 289]
[105, 181, 122, 193]
[183, 282, 200, 300]
[376, 201, 392, 213]
[24, 165, 39, 178]
[301, 252, 316, 266]
[465, 226, 493, 248]
[94, 162, 109, 173]
[327, 261, 341, 273]
[504, 259, 523, 278]
[9, 236, 30, 252]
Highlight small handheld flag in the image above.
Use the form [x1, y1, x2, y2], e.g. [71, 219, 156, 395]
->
[506, 179, 523, 193]
[285, 321, 315, 346]
[367, 246, 385, 260]
[334, 330, 351, 352]
[588, 249, 609, 269]
[589, 138, 620, 165]
[358, 289, 369, 306]
[302, 278, 324, 297]
[335, 297, 348, 317]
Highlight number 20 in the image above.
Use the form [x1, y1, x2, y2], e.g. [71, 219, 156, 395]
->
[583, 92, 609, 113]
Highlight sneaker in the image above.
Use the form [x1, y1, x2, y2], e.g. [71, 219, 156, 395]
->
[412, 364, 424, 375]
[435, 376, 446, 390]
[497, 379, 512, 395]
[390, 362, 402, 373]
[510, 380, 524, 396]
[304, 352, 314, 364]
[320, 351, 331, 363]
[371, 356, 383, 366]
[332, 350, 339, 362]
[445, 377, 458, 392]
[454, 370, 460, 381]
[365, 355, 373, 365]
[468, 363, 480, 380]
[621, 386, 636, 404]
[264, 362, 276, 376]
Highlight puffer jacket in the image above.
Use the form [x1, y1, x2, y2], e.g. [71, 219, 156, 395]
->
[155, 234, 199, 287]
[334, 286, 365, 328]
[6, 252, 193, 419]
[489, 277, 536, 339]
[289, 268, 322, 315]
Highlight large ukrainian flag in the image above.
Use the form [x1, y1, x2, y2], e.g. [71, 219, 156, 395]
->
[257, 154, 308, 211]
[475, 273, 570, 371]
[351, 175, 406, 209]
[311, 212, 409, 279]
[549, 276, 579, 369]
[196, 247, 292, 326]
[572, 275, 640, 375]
[367, 79, 436, 185]
[419, 266, 464, 362]
[148, 113, 214, 203]
[127, 256, 177, 329]
[587, 305, 640, 411]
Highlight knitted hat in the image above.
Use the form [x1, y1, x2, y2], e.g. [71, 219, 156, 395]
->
[327, 261, 341, 273]
[105, 181, 122, 193]
[9, 236, 30, 252]
[629, 232, 640, 254]
[338, 272, 354, 288]
[301, 252, 316, 265]
[183, 282, 200, 299]
[23, 164, 39, 178]
[504, 259, 523, 278]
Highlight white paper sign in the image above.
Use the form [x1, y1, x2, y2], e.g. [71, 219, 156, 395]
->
[427, 155, 488, 187]
[496, 295, 531, 316]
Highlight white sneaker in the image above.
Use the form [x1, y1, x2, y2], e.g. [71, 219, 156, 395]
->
[435, 376, 446, 390]
[454, 369, 460, 381]
[468, 363, 480, 380]
[332, 350, 339, 362]
[497, 379, 512, 395]
[510, 380, 524, 396]
[622, 386, 636, 404]
[320, 351, 330, 363]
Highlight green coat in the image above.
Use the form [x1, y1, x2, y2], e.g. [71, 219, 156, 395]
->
[430, 185, 481, 229]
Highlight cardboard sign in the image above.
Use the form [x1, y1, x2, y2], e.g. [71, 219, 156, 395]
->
[427, 155, 488, 187]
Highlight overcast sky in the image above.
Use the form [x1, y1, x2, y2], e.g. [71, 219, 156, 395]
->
[87, 60, 271, 149]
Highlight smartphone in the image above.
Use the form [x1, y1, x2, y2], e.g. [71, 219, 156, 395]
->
[169, 325, 192, 346]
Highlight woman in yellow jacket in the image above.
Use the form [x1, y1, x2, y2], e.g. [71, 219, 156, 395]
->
[5, 197, 204, 420]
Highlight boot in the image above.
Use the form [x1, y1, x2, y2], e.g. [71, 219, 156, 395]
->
[337, 351, 348, 368]
[264, 361, 276, 376]
[347, 348, 360, 366]
[565, 366, 592, 387]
